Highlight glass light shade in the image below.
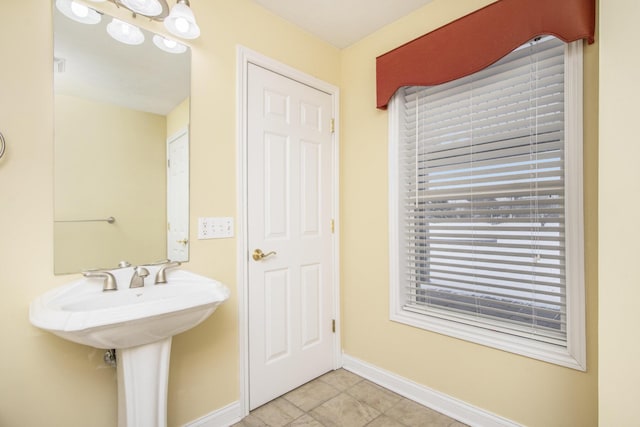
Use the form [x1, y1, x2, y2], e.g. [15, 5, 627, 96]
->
[106, 18, 145, 45]
[120, 0, 163, 17]
[152, 35, 187, 54]
[70, 2, 89, 17]
[164, 2, 200, 39]
[56, 0, 101, 24]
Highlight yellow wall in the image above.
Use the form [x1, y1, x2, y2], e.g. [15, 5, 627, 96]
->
[598, 0, 640, 425]
[339, 1, 599, 426]
[167, 97, 190, 139]
[54, 94, 167, 273]
[0, 1, 339, 426]
[0, 0, 610, 426]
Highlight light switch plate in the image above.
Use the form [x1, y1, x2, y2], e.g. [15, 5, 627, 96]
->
[198, 217, 234, 239]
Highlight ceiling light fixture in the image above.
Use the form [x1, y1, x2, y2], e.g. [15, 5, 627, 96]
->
[152, 34, 187, 54]
[107, 18, 145, 45]
[57, 0, 199, 50]
[86, 0, 200, 40]
[56, 0, 102, 24]
[119, 0, 164, 17]
[164, 0, 200, 40]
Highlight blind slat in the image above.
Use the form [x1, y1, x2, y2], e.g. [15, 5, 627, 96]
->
[403, 303, 567, 346]
[406, 239, 565, 251]
[406, 251, 564, 268]
[404, 296, 565, 329]
[405, 287, 566, 312]
[406, 245, 564, 260]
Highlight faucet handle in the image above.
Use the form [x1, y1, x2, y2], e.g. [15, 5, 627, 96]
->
[155, 261, 182, 284]
[83, 270, 117, 292]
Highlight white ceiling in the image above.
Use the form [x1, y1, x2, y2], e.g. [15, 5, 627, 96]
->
[251, 0, 435, 48]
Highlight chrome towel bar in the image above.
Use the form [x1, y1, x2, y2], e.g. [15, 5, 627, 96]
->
[55, 216, 116, 224]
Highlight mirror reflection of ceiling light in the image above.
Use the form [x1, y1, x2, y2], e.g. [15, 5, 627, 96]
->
[56, 0, 102, 24]
[164, 0, 200, 39]
[119, 0, 163, 17]
[152, 35, 187, 54]
[107, 18, 145, 45]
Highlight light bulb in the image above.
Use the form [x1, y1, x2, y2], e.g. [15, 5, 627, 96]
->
[152, 34, 187, 54]
[107, 18, 145, 45]
[175, 17, 189, 34]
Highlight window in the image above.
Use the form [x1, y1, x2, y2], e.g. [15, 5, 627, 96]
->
[389, 36, 585, 370]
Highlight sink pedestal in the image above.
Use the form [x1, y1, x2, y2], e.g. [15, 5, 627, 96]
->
[117, 337, 172, 427]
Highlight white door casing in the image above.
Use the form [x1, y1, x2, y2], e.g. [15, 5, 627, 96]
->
[167, 128, 189, 262]
[237, 47, 341, 415]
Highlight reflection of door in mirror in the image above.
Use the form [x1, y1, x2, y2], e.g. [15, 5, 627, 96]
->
[167, 128, 189, 261]
[52, 2, 190, 274]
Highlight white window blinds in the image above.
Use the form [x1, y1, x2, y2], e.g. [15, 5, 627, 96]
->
[397, 37, 569, 346]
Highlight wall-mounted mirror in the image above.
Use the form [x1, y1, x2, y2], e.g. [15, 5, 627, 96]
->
[53, 1, 191, 274]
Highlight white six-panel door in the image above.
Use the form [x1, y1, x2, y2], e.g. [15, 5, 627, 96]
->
[167, 129, 189, 262]
[247, 63, 335, 409]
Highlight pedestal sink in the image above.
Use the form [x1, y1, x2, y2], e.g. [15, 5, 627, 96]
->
[29, 267, 230, 427]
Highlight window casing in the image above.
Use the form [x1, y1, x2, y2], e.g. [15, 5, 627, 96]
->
[389, 37, 585, 370]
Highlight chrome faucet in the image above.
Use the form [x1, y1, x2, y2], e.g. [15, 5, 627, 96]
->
[154, 261, 181, 284]
[83, 270, 117, 292]
[130, 266, 150, 288]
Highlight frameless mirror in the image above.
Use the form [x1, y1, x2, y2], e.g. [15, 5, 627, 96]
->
[53, 1, 191, 274]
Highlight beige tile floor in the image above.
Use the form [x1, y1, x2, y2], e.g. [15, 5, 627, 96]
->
[233, 369, 468, 427]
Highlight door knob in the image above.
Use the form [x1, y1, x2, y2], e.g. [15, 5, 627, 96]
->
[252, 249, 277, 261]
[177, 238, 189, 245]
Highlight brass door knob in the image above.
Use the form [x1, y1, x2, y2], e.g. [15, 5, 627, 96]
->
[252, 249, 277, 261]
[177, 238, 189, 245]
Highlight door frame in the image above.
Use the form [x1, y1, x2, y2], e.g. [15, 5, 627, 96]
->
[236, 46, 341, 416]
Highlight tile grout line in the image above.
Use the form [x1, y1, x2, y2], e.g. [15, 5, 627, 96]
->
[236, 369, 466, 427]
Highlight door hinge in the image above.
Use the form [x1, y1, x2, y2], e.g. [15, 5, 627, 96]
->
[167, 222, 171, 231]
[330, 118, 335, 134]
[167, 159, 171, 168]
[330, 219, 335, 234]
[332, 319, 336, 333]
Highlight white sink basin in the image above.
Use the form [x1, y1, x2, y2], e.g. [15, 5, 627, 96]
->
[30, 268, 230, 349]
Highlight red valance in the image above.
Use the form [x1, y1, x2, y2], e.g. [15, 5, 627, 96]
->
[376, 0, 595, 109]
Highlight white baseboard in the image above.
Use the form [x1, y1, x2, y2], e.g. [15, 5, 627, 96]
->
[342, 354, 521, 427]
[184, 400, 243, 427]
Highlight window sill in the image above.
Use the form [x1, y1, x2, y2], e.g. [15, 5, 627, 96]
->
[390, 307, 586, 371]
